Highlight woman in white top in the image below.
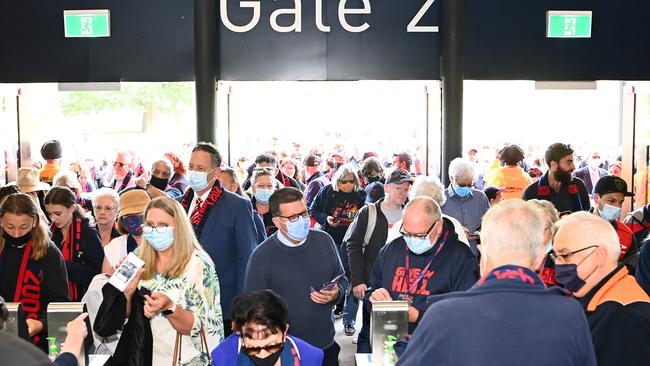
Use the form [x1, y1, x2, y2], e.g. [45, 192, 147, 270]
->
[124, 196, 223, 365]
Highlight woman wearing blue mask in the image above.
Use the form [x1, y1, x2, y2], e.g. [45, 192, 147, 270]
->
[250, 169, 279, 236]
[102, 188, 150, 273]
[122, 196, 223, 365]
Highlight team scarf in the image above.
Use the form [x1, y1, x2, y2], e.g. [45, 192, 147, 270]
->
[276, 171, 292, 188]
[113, 170, 133, 192]
[476, 265, 546, 288]
[180, 179, 224, 238]
[536, 172, 585, 212]
[0, 241, 43, 345]
[51, 216, 83, 301]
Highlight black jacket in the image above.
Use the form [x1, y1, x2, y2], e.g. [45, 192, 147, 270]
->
[346, 198, 390, 287]
[94, 283, 153, 366]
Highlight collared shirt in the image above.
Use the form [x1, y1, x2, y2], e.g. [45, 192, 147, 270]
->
[276, 228, 307, 247]
[188, 189, 211, 215]
[441, 186, 490, 254]
[589, 167, 601, 189]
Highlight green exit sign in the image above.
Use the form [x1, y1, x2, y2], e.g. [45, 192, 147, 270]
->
[547, 11, 592, 38]
[64, 10, 111, 38]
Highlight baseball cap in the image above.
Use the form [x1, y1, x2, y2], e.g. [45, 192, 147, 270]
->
[594, 176, 633, 197]
[386, 169, 414, 185]
[545, 143, 574, 165]
[365, 181, 385, 204]
[303, 154, 321, 167]
[393, 152, 413, 166]
[483, 186, 505, 201]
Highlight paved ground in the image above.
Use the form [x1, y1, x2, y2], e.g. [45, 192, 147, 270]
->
[333, 306, 363, 366]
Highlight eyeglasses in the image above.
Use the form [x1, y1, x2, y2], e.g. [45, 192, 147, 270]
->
[113, 161, 127, 168]
[399, 220, 437, 239]
[240, 340, 285, 356]
[95, 206, 116, 212]
[339, 180, 355, 184]
[141, 225, 172, 234]
[278, 210, 309, 223]
[550, 245, 598, 263]
[254, 167, 275, 173]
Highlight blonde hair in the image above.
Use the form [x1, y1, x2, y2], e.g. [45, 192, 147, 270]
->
[139, 196, 204, 280]
[0, 193, 51, 260]
[53, 170, 82, 191]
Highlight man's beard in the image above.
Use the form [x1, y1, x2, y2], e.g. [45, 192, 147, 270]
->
[553, 167, 572, 185]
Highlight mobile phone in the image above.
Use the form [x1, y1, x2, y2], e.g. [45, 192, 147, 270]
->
[321, 273, 344, 291]
[109, 253, 145, 292]
[138, 286, 152, 298]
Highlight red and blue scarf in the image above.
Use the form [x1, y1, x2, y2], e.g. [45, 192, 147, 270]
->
[180, 180, 224, 238]
[0, 241, 43, 345]
[51, 216, 83, 301]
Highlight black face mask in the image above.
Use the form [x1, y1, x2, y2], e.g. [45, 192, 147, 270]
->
[248, 348, 283, 366]
[2, 231, 33, 247]
[149, 175, 169, 191]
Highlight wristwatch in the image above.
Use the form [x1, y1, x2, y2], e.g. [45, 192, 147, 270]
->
[162, 303, 177, 316]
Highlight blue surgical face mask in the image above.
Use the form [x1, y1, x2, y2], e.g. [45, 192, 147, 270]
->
[254, 189, 275, 204]
[285, 216, 310, 241]
[555, 248, 597, 293]
[187, 169, 214, 192]
[144, 228, 174, 252]
[454, 185, 471, 198]
[599, 203, 621, 221]
[404, 236, 433, 255]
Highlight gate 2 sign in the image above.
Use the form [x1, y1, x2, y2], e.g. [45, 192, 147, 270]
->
[220, 0, 439, 33]
[218, 0, 443, 80]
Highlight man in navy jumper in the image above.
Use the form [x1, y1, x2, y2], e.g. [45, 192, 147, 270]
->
[244, 188, 348, 366]
[397, 200, 596, 366]
[368, 196, 479, 334]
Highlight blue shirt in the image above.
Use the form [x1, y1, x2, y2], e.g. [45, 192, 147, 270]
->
[441, 186, 490, 255]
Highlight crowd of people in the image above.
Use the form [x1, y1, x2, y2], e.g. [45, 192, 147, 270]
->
[0, 139, 650, 366]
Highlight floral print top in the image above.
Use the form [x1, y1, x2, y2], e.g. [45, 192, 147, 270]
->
[136, 248, 223, 365]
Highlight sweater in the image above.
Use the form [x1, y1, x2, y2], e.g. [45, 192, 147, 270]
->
[397, 265, 596, 366]
[243, 230, 348, 349]
[309, 184, 367, 245]
[367, 221, 479, 334]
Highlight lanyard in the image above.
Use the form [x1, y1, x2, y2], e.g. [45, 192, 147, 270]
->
[404, 231, 448, 295]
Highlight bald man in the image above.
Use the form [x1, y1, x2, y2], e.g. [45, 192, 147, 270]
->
[398, 200, 595, 366]
[554, 212, 650, 366]
[368, 196, 478, 334]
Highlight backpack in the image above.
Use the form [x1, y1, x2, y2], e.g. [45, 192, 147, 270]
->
[342, 203, 377, 254]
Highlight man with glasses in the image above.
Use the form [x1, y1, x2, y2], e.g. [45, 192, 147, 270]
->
[574, 151, 608, 198]
[104, 151, 136, 192]
[523, 143, 590, 214]
[368, 196, 478, 334]
[398, 200, 597, 366]
[243, 153, 302, 191]
[244, 188, 348, 366]
[441, 157, 490, 256]
[553, 212, 650, 366]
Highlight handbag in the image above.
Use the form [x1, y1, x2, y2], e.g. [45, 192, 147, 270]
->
[172, 325, 212, 366]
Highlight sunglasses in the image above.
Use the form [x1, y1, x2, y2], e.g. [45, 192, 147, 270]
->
[113, 161, 127, 168]
[240, 340, 285, 356]
[340, 180, 355, 184]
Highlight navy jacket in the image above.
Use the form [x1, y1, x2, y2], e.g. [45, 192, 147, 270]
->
[573, 166, 607, 195]
[182, 186, 257, 319]
[366, 219, 479, 333]
[397, 265, 597, 366]
[309, 184, 367, 245]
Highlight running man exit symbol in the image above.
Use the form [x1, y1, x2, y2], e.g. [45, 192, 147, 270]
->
[80, 17, 93, 35]
[564, 17, 576, 36]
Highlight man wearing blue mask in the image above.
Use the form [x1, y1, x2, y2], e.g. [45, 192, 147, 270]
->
[368, 196, 478, 334]
[591, 176, 637, 264]
[179, 142, 258, 337]
[244, 188, 348, 366]
[553, 212, 650, 366]
[441, 157, 490, 256]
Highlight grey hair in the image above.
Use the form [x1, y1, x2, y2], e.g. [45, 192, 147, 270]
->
[448, 157, 477, 182]
[332, 164, 360, 192]
[152, 158, 174, 176]
[410, 176, 446, 206]
[481, 199, 545, 265]
[92, 187, 120, 208]
[53, 170, 82, 191]
[251, 169, 276, 187]
[404, 196, 442, 222]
